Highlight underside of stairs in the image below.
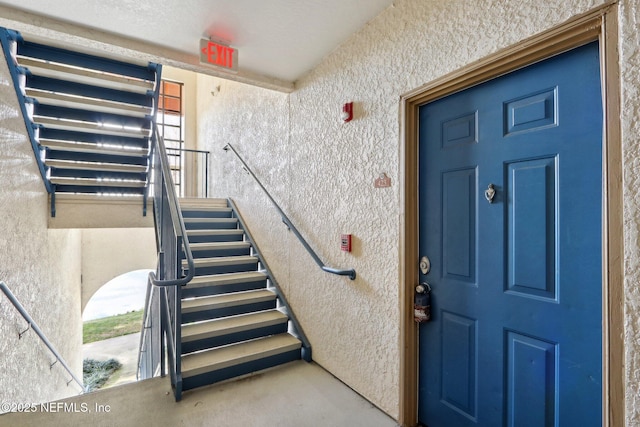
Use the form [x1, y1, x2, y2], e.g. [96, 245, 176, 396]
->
[177, 197, 311, 397]
[0, 28, 160, 217]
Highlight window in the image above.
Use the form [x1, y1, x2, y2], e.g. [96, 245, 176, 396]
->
[157, 80, 185, 197]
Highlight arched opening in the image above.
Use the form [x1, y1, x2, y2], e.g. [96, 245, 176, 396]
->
[82, 269, 152, 390]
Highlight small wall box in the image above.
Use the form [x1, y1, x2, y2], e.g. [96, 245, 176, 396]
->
[341, 234, 352, 252]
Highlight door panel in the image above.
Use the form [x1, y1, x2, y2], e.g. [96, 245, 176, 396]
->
[442, 168, 476, 283]
[418, 42, 602, 427]
[506, 156, 557, 300]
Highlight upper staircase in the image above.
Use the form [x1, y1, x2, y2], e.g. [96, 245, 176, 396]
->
[0, 28, 160, 216]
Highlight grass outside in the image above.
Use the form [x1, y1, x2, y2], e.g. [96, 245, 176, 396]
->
[83, 310, 144, 344]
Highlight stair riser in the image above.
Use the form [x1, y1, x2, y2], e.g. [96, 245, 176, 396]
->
[181, 349, 301, 392]
[181, 323, 288, 355]
[182, 210, 232, 219]
[184, 221, 238, 230]
[186, 247, 251, 259]
[192, 262, 259, 276]
[187, 234, 244, 243]
[181, 280, 267, 299]
[181, 299, 276, 324]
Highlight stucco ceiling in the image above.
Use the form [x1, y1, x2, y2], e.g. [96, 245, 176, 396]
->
[0, 0, 394, 84]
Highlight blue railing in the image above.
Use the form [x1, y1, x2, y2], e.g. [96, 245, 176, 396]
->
[137, 124, 194, 400]
[138, 63, 194, 400]
[165, 147, 211, 198]
[0, 29, 52, 195]
[223, 143, 356, 280]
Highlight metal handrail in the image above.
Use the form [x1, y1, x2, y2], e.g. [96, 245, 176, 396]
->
[165, 147, 211, 198]
[137, 123, 193, 399]
[0, 281, 86, 392]
[149, 124, 195, 288]
[223, 143, 356, 280]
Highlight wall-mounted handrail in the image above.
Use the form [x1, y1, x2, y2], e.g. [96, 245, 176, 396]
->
[0, 281, 86, 393]
[223, 143, 356, 280]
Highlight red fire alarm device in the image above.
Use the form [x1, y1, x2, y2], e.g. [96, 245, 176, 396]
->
[341, 102, 353, 122]
[340, 234, 352, 252]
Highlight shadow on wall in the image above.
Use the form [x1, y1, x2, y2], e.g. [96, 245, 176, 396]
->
[82, 270, 151, 321]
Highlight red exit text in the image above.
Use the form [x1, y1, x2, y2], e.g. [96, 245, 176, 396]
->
[200, 39, 238, 71]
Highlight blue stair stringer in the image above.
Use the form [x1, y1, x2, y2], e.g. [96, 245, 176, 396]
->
[178, 197, 311, 396]
[0, 28, 161, 216]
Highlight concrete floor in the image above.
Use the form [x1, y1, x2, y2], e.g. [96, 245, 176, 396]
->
[82, 332, 140, 388]
[0, 361, 399, 427]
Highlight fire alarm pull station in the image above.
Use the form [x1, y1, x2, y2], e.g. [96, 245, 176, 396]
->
[340, 234, 352, 252]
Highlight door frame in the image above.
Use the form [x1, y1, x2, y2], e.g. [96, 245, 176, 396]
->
[398, 2, 622, 426]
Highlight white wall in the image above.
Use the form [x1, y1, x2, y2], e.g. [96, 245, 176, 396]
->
[80, 228, 156, 311]
[0, 53, 83, 408]
[196, 0, 640, 422]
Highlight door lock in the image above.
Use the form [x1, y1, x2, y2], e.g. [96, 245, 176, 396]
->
[419, 256, 431, 275]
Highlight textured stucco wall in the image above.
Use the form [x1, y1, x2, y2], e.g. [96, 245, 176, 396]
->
[199, 0, 640, 422]
[620, 0, 640, 425]
[198, 0, 620, 417]
[0, 51, 83, 408]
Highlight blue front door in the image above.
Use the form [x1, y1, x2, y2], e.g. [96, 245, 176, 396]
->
[418, 42, 602, 427]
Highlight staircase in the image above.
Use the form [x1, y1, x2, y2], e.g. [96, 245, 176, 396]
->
[1, 27, 311, 399]
[178, 197, 309, 395]
[0, 28, 160, 216]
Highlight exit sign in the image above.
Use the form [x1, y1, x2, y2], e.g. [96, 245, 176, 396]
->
[200, 39, 238, 71]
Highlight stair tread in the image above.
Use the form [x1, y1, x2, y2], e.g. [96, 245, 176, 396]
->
[34, 116, 149, 138]
[45, 159, 147, 173]
[184, 217, 237, 223]
[182, 310, 287, 343]
[186, 229, 244, 236]
[188, 271, 267, 287]
[180, 198, 228, 207]
[182, 289, 276, 313]
[26, 88, 151, 117]
[190, 241, 250, 250]
[39, 139, 148, 157]
[181, 334, 301, 378]
[185, 255, 259, 268]
[50, 176, 146, 187]
[17, 56, 154, 93]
